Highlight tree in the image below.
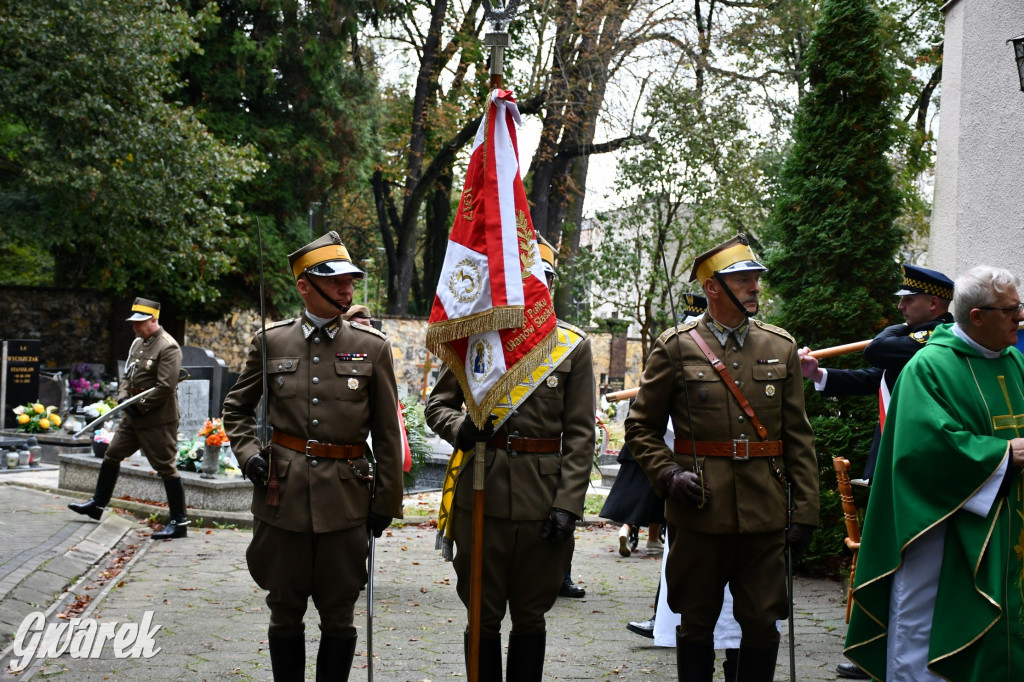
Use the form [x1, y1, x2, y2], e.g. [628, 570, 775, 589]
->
[0, 0, 262, 310]
[174, 0, 398, 317]
[762, 0, 904, 574]
[580, 83, 769, 358]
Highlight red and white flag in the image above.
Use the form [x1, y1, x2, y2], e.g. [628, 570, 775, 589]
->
[426, 89, 556, 427]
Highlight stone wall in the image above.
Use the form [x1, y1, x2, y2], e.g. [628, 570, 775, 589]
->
[185, 314, 648, 401]
[0, 286, 115, 369]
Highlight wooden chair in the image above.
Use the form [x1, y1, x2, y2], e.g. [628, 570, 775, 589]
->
[833, 456, 862, 623]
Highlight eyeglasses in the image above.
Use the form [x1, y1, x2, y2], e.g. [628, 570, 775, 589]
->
[977, 303, 1024, 314]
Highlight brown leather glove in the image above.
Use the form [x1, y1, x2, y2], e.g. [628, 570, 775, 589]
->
[659, 465, 711, 507]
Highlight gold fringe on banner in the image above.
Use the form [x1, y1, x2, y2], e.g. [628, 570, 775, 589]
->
[425, 305, 526, 352]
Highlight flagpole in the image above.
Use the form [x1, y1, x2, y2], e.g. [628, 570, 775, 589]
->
[465, 7, 516, 681]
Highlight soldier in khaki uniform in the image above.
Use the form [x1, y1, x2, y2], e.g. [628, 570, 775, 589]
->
[625, 235, 819, 681]
[69, 297, 187, 541]
[425, 237, 594, 681]
[222, 232, 403, 681]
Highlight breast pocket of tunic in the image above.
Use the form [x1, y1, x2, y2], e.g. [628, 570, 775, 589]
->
[335, 362, 373, 401]
[750, 364, 786, 418]
[682, 365, 726, 412]
[268, 357, 300, 398]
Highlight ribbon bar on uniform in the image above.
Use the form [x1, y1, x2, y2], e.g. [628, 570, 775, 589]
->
[487, 434, 562, 453]
[271, 430, 365, 459]
[674, 439, 782, 459]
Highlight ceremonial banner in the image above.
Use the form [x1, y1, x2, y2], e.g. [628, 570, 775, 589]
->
[425, 89, 556, 428]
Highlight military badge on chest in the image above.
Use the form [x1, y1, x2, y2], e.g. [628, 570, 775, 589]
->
[348, 378, 359, 390]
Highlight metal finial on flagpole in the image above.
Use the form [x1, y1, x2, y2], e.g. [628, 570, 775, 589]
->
[482, 0, 520, 86]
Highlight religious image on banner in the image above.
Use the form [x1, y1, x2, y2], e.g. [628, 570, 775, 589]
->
[425, 89, 556, 430]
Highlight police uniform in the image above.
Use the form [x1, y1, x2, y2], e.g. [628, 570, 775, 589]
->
[625, 236, 818, 681]
[69, 297, 187, 541]
[222, 232, 403, 681]
[815, 264, 954, 481]
[425, 235, 595, 681]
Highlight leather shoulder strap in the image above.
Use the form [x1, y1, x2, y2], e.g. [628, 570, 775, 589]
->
[687, 328, 768, 440]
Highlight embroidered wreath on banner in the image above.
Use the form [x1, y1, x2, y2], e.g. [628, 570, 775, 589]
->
[448, 258, 483, 304]
[469, 338, 495, 384]
[517, 211, 536, 279]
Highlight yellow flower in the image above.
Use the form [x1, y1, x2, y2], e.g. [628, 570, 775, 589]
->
[39, 418, 50, 430]
[50, 414, 62, 427]
[32, 403, 44, 414]
[17, 413, 30, 425]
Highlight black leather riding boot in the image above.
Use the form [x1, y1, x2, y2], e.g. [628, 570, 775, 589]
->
[464, 631, 503, 681]
[68, 460, 120, 520]
[506, 631, 545, 682]
[315, 633, 357, 681]
[268, 633, 305, 681]
[676, 632, 715, 682]
[736, 643, 779, 682]
[151, 477, 188, 540]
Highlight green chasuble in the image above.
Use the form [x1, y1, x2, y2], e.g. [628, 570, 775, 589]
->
[845, 324, 1024, 680]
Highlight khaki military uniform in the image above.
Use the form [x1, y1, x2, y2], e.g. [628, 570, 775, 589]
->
[105, 329, 182, 479]
[222, 315, 403, 638]
[625, 316, 818, 647]
[425, 322, 595, 636]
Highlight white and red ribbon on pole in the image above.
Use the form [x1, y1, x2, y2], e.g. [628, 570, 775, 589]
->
[426, 89, 556, 427]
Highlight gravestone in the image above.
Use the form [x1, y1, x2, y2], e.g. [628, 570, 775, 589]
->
[181, 346, 231, 419]
[1, 340, 41, 430]
[177, 378, 211, 444]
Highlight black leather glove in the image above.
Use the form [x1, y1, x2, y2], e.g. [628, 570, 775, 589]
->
[659, 465, 712, 507]
[243, 453, 269, 485]
[123, 403, 143, 419]
[786, 522, 816, 560]
[366, 512, 392, 538]
[541, 507, 577, 544]
[455, 416, 495, 452]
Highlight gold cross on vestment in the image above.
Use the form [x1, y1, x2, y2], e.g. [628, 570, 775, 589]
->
[991, 376, 1024, 437]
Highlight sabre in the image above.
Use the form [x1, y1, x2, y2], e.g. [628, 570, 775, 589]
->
[367, 530, 375, 682]
[72, 368, 191, 438]
[786, 481, 796, 681]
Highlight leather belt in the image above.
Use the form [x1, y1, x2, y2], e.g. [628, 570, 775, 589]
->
[487, 434, 561, 453]
[271, 430, 365, 459]
[674, 439, 782, 460]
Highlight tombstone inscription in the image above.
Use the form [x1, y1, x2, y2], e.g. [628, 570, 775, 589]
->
[2, 339, 41, 430]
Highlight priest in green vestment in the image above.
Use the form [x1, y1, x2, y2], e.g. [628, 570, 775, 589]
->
[845, 265, 1024, 681]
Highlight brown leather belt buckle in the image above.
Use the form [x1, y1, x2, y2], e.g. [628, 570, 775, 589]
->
[733, 438, 750, 461]
[305, 439, 320, 458]
[506, 432, 519, 457]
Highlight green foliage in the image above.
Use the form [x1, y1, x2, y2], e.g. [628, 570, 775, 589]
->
[0, 0, 262, 307]
[578, 82, 770, 356]
[763, 0, 903, 346]
[762, 0, 903, 575]
[175, 0, 386, 317]
[400, 396, 433, 489]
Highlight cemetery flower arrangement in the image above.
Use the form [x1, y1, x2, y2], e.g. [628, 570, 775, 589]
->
[198, 418, 229, 447]
[83, 398, 118, 420]
[12, 402, 62, 433]
[69, 376, 103, 398]
[93, 425, 115, 445]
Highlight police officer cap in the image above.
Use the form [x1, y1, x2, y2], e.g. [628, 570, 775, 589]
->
[689, 234, 767, 285]
[894, 263, 954, 300]
[288, 231, 365, 280]
[537, 234, 558, 278]
[125, 297, 160, 322]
